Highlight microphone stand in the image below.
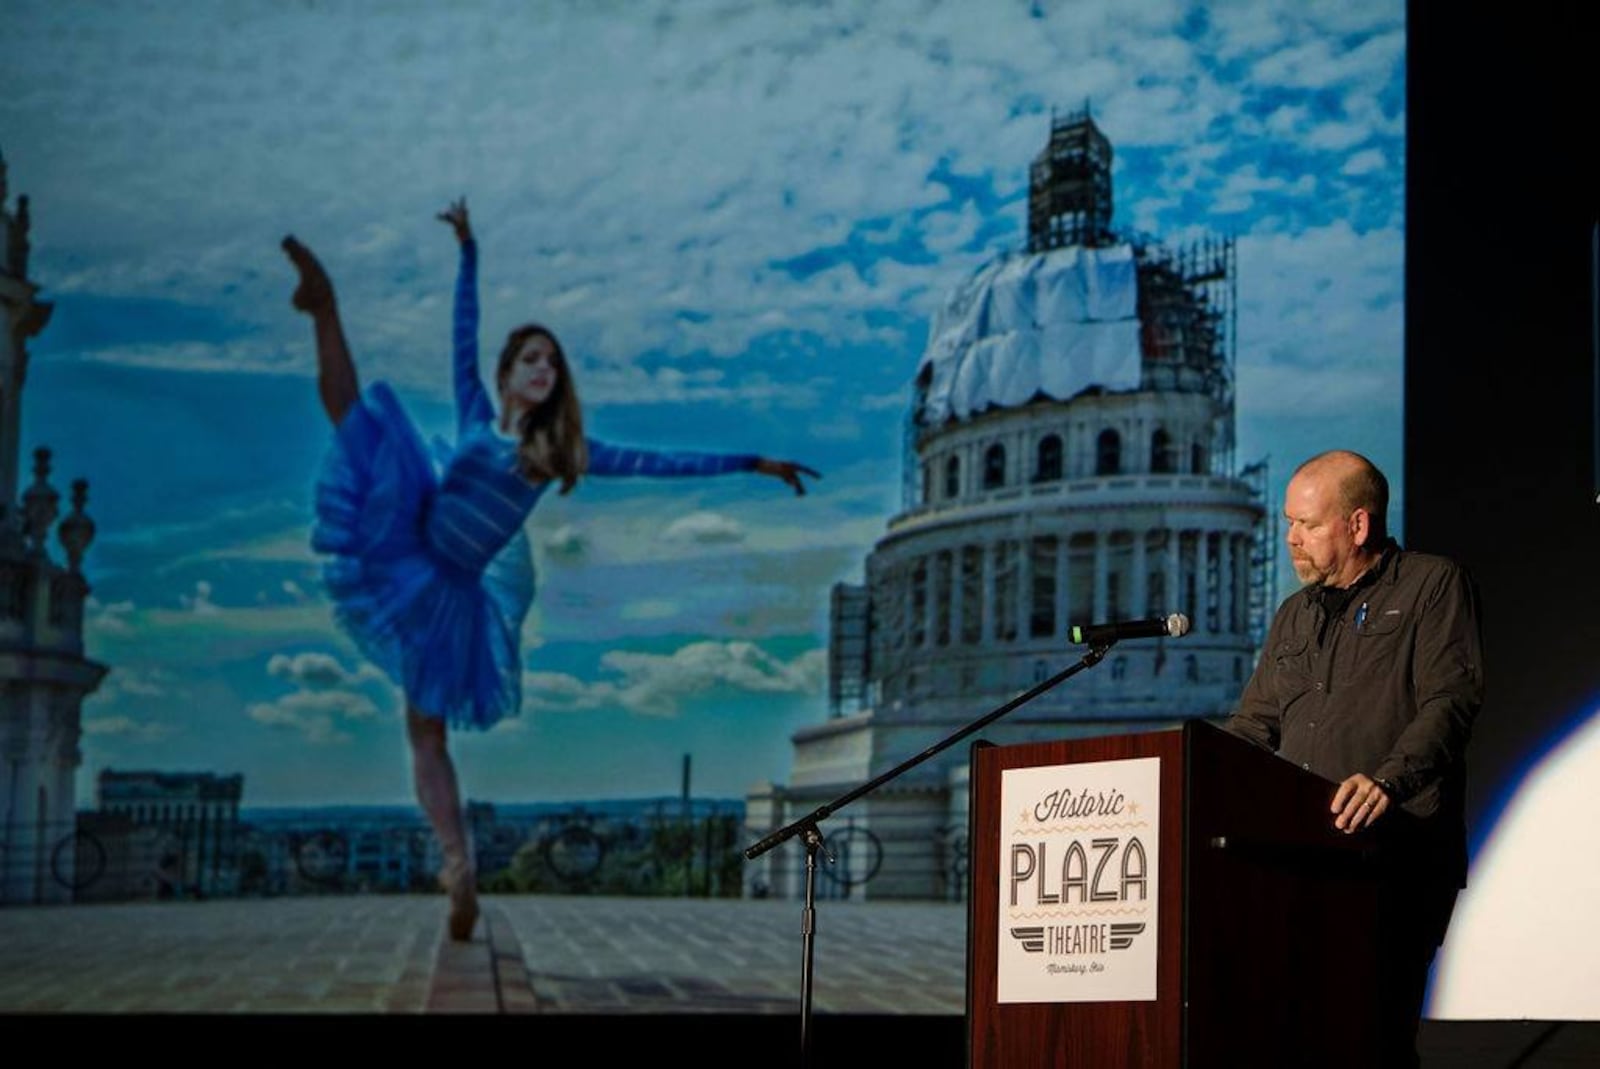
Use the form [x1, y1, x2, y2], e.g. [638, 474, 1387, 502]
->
[744, 641, 1115, 1068]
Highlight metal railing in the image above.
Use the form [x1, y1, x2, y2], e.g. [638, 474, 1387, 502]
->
[1, 803, 974, 906]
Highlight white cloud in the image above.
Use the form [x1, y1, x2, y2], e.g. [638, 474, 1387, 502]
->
[1233, 220, 1403, 415]
[1211, 166, 1318, 215]
[266, 650, 385, 689]
[619, 599, 680, 622]
[247, 687, 383, 744]
[89, 666, 174, 701]
[1341, 149, 1388, 176]
[87, 599, 138, 636]
[540, 524, 588, 562]
[81, 715, 172, 741]
[524, 640, 825, 718]
[660, 511, 746, 545]
[179, 579, 221, 615]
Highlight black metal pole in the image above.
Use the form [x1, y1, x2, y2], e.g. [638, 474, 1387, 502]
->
[798, 823, 823, 1067]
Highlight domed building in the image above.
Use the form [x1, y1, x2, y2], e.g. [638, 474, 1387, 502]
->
[746, 109, 1273, 902]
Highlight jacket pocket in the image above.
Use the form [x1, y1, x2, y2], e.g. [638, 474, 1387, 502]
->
[1342, 606, 1406, 684]
[1271, 636, 1315, 707]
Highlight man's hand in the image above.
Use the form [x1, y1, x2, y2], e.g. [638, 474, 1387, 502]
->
[1331, 773, 1389, 833]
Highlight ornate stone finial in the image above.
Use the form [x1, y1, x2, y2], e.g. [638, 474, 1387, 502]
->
[22, 446, 59, 554]
[58, 478, 96, 573]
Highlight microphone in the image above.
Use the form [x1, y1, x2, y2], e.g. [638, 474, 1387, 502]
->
[1069, 613, 1191, 646]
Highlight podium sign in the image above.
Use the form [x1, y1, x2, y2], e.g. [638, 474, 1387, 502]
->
[967, 721, 1383, 1068]
[996, 757, 1161, 1004]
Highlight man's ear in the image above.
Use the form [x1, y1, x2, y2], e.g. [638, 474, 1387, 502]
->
[1349, 507, 1371, 548]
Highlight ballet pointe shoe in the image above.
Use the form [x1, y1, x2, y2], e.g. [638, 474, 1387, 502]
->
[281, 235, 336, 316]
[439, 857, 479, 942]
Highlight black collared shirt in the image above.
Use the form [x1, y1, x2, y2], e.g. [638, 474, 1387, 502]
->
[1224, 541, 1485, 884]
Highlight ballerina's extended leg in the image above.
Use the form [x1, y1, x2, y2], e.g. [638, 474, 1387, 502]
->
[282, 235, 360, 425]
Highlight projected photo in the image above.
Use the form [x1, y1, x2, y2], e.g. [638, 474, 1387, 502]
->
[0, 0, 1447, 1018]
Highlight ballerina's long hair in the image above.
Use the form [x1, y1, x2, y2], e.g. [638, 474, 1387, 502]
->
[495, 324, 589, 494]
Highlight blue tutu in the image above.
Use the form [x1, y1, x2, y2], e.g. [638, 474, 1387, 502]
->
[311, 383, 534, 730]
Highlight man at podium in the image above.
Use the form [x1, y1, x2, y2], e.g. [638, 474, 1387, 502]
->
[1223, 449, 1485, 1069]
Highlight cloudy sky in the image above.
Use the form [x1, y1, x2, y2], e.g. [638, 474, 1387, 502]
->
[2, 0, 1406, 807]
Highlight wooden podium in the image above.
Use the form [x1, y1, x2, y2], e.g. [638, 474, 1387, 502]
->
[966, 719, 1385, 1067]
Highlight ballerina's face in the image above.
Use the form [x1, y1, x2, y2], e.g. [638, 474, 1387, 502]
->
[501, 334, 561, 410]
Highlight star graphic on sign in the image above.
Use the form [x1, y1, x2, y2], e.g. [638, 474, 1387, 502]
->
[1127, 801, 1141, 815]
[1020, 808, 1032, 823]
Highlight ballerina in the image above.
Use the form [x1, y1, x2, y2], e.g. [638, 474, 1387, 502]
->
[282, 198, 817, 940]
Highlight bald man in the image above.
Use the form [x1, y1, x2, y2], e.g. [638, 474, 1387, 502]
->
[1225, 449, 1485, 1068]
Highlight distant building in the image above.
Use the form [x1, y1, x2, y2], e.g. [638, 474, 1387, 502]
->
[237, 806, 433, 895]
[747, 109, 1273, 901]
[0, 149, 107, 906]
[227, 797, 744, 897]
[92, 769, 244, 899]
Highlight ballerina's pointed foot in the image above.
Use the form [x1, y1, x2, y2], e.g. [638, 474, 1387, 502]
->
[281, 235, 335, 315]
[448, 893, 479, 943]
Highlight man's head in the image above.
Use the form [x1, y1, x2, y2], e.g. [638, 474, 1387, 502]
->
[1283, 450, 1390, 588]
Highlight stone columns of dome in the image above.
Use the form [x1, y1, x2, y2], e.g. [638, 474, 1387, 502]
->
[1195, 530, 1213, 634]
[1178, 530, 1196, 624]
[1053, 534, 1070, 638]
[1235, 534, 1252, 634]
[1131, 528, 1149, 620]
[980, 539, 996, 643]
[1015, 534, 1032, 641]
[1171, 524, 1184, 620]
[944, 547, 959, 646]
[909, 555, 925, 650]
[963, 544, 985, 644]
[1091, 529, 1108, 624]
[1218, 530, 1235, 635]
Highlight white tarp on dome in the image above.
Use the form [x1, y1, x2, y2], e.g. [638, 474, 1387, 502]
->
[917, 244, 1142, 424]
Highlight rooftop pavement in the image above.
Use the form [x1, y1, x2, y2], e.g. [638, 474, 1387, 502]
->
[0, 894, 1595, 1067]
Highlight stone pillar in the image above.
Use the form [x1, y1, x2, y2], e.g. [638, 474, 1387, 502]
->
[1131, 526, 1149, 621]
[1218, 528, 1235, 635]
[1054, 532, 1071, 635]
[1092, 529, 1108, 622]
[1015, 530, 1032, 641]
[980, 537, 996, 642]
[946, 543, 961, 647]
